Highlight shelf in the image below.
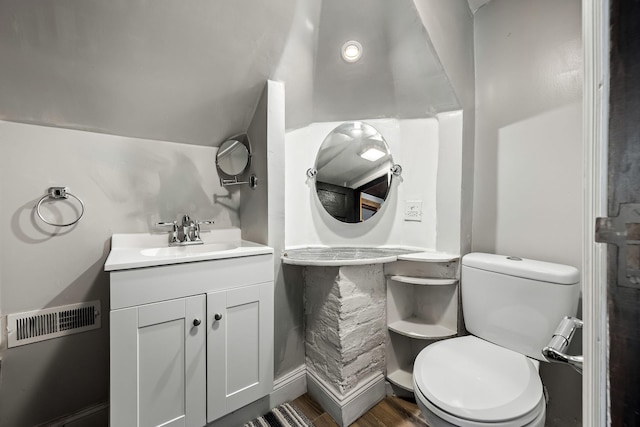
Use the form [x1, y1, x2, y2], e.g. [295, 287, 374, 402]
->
[387, 368, 414, 392]
[396, 252, 459, 263]
[387, 275, 457, 286]
[388, 318, 457, 340]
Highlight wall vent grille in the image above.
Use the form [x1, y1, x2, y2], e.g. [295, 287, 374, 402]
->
[7, 301, 101, 348]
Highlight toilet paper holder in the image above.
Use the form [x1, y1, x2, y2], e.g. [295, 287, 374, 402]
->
[543, 316, 583, 374]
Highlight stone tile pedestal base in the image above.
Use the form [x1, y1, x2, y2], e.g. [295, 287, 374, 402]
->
[304, 264, 386, 426]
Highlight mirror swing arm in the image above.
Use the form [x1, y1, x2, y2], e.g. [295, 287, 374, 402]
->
[219, 174, 258, 188]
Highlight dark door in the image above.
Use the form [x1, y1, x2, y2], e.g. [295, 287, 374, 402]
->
[316, 181, 358, 223]
[601, 1, 640, 424]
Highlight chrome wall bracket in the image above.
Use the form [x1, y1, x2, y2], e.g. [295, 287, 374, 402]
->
[306, 165, 402, 179]
[220, 174, 258, 190]
[542, 316, 583, 374]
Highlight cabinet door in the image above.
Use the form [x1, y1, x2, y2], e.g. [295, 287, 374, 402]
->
[207, 282, 274, 422]
[110, 296, 206, 427]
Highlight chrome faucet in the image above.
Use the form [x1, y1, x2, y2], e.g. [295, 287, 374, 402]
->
[182, 214, 194, 242]
[156, 214, 215, 246]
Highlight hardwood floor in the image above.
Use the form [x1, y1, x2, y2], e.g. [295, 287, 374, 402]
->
[292, 394, 430, 427]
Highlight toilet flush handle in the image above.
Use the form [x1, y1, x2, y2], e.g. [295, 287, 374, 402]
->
[542, 316, 583, 374]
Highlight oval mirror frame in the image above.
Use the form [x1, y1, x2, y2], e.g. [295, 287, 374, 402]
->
[311, 121, 399, 223]
[216, 133, 258, 189]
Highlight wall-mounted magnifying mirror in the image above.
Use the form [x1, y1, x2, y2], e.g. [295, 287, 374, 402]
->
[216, 133, 257, 189]
[308, 121, 401, 223]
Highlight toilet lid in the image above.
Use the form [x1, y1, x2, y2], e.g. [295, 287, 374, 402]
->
[413, 336, 543, 423]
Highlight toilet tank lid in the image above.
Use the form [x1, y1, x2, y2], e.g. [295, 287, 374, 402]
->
[462, 253, 580, 285]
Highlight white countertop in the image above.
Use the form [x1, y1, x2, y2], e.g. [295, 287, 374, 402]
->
[281, 246, 459, 266]
[104, 228, 273, 271]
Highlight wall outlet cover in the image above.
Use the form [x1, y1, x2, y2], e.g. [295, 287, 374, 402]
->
[404, 200, 422, 221]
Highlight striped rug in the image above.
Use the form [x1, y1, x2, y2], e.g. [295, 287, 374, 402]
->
[244, 402, 312, 427]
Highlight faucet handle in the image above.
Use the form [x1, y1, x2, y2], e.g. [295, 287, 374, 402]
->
[193, 219, 214, 241]
[156, 220, 179, 244]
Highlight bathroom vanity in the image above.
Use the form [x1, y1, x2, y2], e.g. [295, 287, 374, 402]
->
[105, 231, 274, 427]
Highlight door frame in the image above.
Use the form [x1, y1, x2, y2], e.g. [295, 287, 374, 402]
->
[582, 0, 609, 425]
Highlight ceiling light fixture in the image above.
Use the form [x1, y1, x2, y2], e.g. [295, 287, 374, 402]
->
[341, 40, 362, 63]
[360, 147, 386, 162]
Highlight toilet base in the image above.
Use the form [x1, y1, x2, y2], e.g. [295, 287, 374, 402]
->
[415, 392, 546, 427]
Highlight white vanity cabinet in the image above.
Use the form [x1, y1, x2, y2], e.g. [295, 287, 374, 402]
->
[108, 252, 274, 427]
[207, 282, 274, 423]
[110, 296, 207, 427]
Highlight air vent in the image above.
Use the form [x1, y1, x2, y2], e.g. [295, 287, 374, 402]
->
[7, 301, 101, 348]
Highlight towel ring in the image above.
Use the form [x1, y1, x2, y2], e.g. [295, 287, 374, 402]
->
[36, 187, 85, 227]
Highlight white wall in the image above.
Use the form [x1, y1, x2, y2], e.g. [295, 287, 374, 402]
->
[243, 81, 305, 379]
[413, 0, 475, 254]
[472, 0, 583, 426]
[436, 111, 464, 254]
[472, 0, 582, 268]
[285, 117, 463, 251]
[0, 120, 238, 426]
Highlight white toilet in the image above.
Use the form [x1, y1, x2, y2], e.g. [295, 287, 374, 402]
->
[412, 253, 580, 427]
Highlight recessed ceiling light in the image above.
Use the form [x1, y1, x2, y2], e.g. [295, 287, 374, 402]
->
[360, 147, 385, 162]
[341, 40, 362, 63]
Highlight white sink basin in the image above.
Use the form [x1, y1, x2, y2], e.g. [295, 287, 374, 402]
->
[141, 243, 238, 257]
[104, 229, 272, 271]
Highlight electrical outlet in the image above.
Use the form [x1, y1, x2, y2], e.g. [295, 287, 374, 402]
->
[404, 200, 422, 221]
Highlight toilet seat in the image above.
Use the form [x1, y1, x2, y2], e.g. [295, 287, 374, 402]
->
[413, 336, 544, 426]
[413, 385, 545, 427]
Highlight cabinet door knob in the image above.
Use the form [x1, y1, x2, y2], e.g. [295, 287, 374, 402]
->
[214, 313, 223, 321]
[193, 318, 202, 327]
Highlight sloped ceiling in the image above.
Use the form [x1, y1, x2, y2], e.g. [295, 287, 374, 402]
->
[0, 0, 296, 146]
[0, 0, 458, 147]
[313, 0, 459, 123]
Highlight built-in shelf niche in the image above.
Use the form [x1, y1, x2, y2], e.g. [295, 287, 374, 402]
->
[387, 275, 458, 286]
[387, 277, 458, 339]
[384, 255, 460, 395]
[386, 332, 434, 392]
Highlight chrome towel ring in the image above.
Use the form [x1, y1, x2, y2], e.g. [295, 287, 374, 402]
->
[36, 187, 85, 227]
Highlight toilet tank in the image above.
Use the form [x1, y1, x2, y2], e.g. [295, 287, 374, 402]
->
[461, 253, 580, 361]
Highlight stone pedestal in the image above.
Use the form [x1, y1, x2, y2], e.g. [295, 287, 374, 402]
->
[304, 264, 386, 426]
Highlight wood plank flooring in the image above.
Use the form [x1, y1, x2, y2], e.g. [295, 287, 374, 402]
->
[292, 394, 430, 427]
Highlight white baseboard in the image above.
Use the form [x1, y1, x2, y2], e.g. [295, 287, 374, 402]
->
[271, 365, 308, 407]
[306, 369, 385, 427]
[208, 364, 307, 427]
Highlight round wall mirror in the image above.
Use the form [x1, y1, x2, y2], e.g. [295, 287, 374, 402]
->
[313, 121, 396, 223]
[216, 135, 251, 177]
